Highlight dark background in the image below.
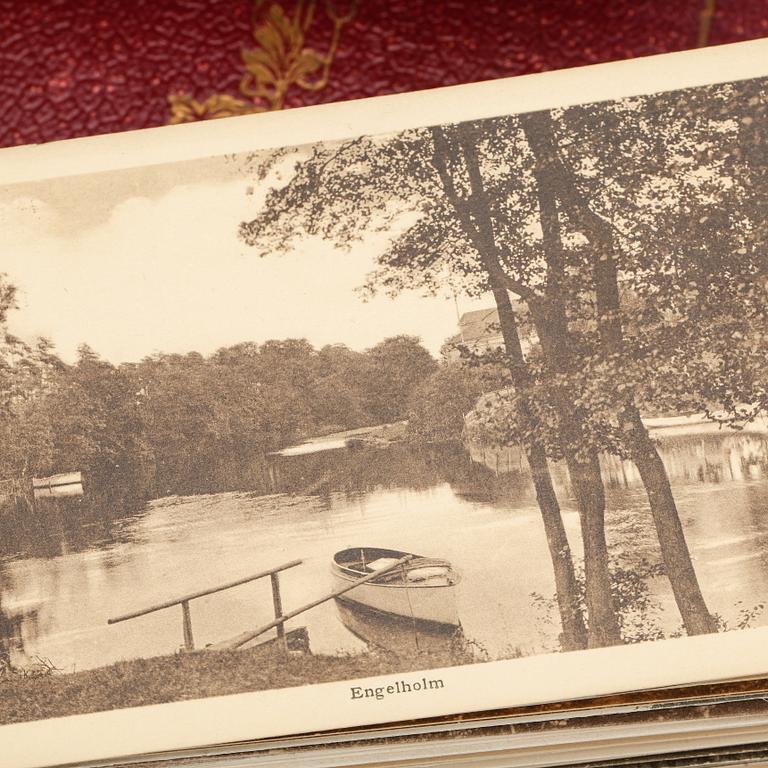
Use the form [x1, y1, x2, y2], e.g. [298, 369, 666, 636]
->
[0, 0, 766, 148]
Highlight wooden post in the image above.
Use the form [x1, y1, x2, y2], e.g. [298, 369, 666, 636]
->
[267, 460, 280, 494]
[218, 555, 415, 651]
[181, 600, 194, 651]
[270, 571, 285, 645]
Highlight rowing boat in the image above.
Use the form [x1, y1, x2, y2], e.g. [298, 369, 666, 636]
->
[331, 547, 460, 628]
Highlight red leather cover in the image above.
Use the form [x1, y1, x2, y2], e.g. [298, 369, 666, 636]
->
[0, 0, 765, 148]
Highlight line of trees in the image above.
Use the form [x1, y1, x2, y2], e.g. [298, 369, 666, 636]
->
[241, 77, 767, 649]
[0, 318, 437, 508]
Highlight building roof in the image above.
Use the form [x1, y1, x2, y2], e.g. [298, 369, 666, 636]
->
[454, 308, 502, 343]
[445, 302, 528, 349]
[446, 307, 503, 348]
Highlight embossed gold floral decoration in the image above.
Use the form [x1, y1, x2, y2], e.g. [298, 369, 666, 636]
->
[169, 0, 718, 124]
[168, 0, 358, 123]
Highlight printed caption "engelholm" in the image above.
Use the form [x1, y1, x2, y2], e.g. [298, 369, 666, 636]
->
[351, 677, 445, 701]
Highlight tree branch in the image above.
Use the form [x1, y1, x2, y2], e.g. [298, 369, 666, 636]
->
[429, 125, 538, 302]
[497, 271, 538, 301]
[428, 127, 467, 215]
[518, 112, 568, 305]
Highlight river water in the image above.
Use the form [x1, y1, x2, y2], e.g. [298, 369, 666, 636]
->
[2, 431, 768, 672]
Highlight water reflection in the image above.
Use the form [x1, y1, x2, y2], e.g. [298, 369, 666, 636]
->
[334, 600, 468, 659]
[470, 431, 768, 492]
[2, 433, 768, 671]
[602, 433, 768, 488]
[0, 571, 41, 668]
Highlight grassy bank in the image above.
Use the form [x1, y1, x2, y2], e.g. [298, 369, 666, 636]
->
[0, 643, 468, 725]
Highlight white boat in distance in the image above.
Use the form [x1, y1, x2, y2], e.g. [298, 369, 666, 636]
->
[331, 547, 461, 628]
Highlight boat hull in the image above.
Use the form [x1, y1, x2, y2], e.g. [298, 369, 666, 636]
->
[335, 600, 463, 655]
[332, 570, 460, 628]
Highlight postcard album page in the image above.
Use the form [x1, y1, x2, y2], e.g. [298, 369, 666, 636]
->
[0, 38, 767, 768]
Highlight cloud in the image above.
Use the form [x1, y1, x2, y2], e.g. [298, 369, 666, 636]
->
[0, 176, 466, 363]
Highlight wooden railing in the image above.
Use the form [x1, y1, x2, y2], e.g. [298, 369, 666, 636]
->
[211, 554, 414, 651]
[107, 558, 303, 651]
[108, 554, 416, 654]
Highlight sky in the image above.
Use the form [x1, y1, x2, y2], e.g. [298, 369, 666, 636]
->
[0, 150, 490, 365]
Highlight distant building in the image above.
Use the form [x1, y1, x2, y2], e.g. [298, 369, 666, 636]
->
[443, 304, 532, 361]
[444, 308, 503, 361]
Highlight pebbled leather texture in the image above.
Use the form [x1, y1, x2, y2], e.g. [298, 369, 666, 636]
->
[0, 0, 766, 148]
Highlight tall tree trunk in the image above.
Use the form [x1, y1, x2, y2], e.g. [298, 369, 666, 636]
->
[566, 451, 617, 647]
[490, 283, 588, 651]
[620, 409, 717, 634]
[519, 111, 622, 647]
[528, 443, 588, 651]
[430, 123, 588, 651]
[532, 303, 622, 648]
[591, 238, 718, 636]
[523, 109, 717, 636]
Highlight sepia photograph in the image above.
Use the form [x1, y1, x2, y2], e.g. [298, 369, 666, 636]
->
[0, 49, 767, 749]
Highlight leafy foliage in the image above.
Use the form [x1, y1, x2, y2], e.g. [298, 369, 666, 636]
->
[532, 558, 670, 646]
[241, 78, 768, 460]
[238, 76, 767, 645]
[406, 362, 507, 444]
[0, 321, 436, 509]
